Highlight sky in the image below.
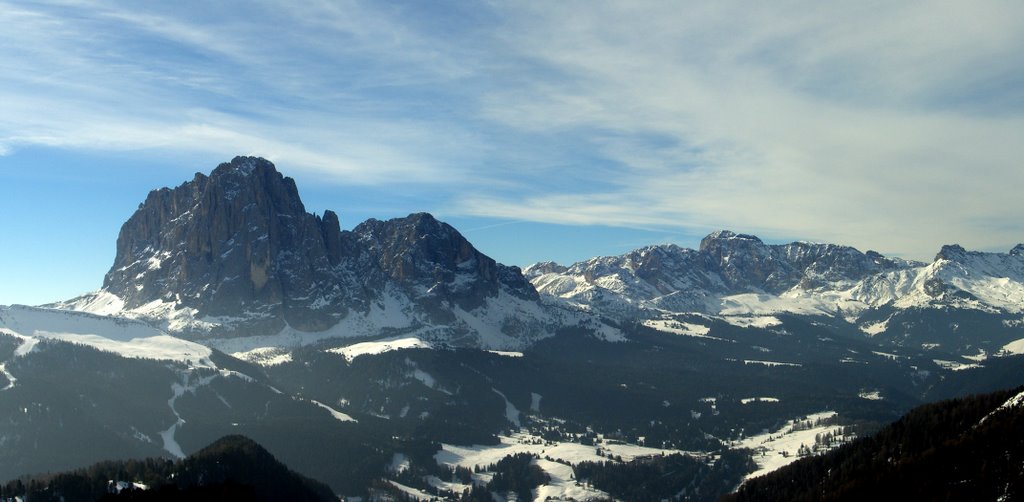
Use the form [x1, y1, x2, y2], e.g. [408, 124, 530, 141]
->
[1, 0, 1023, 306]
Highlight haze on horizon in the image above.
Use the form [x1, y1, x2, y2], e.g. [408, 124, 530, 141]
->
[1, 0, 1022, 306]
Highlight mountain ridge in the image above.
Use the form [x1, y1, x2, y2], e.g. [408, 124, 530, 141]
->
[527, 230, 1024, 324]
[44, 156, 1024, 355]
[55, 157, 588, 351]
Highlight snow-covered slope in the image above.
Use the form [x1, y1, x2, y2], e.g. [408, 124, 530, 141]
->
[0, 305, 214, 368]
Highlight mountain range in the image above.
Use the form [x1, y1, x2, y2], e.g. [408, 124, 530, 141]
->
[2, 156, 1023, 500]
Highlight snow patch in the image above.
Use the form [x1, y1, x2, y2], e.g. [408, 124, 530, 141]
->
[743, 360, 801, 368]
[643, 319, 713, 338]
[740, 397, 780, 404]
[933, 359, 983, 371]
[859, 319, 889, 336]
[998, 337, 1024, 356]
[487, 350, 524, 357]
[327, 337, 432, 362]
[231, 346, 292, 366]
[722, 316, 782, 329]
[310, 399, 357, 422]
[858, 390, 883, 400]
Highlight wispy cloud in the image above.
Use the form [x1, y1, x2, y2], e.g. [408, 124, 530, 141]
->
[460, 0, 1024, 258]
[1, 1, 1021, 261]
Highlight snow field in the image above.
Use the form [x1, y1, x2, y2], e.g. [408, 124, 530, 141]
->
[433, 431, 693, 501]
[0, 305, 214, 368]
[735, 411, 847, 481]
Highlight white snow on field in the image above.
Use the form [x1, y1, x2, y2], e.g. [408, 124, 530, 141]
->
[434, 433, 680, 501]
[309, 399, 357, 422]
[385, 480, 435, 501]
[963, 349, 988, 362]
[436, 432, 689, 471]
[423, 475, 472, 495]
[741, 397, 780, 404]
[435, 432, 692, 499]
[998, 337, 1024, 356]
[487, 350, 524, 357]
[327, 337, 432, 362]
[736, 411, 845, 481]
[0, 305, 214, 368]
[533, 458, 610, 501]
[643, 319, 717, 339]
[933, 359, 983, 371]
[231, 346, 292, 366]
[744, 360, 801, 368]
[722, 316, 782, 329]
[438, 432, 688, 471]
[860, 319, 889, 336]
[858, 390, 883, 400]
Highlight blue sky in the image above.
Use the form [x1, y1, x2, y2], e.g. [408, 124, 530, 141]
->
[1, 0, 1023, 305]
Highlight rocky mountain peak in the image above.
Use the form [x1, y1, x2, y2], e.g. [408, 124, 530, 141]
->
[936, 244, 968, 262]
[102, 157, 340, 333]
[1010, 244, 1024, 256]
[81, 157, 548, 343]
[698, 230, 763, 252]
[523, 261, 568, 279]
[353, 212, 538, 313]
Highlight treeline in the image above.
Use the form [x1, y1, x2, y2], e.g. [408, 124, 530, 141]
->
[0, 435, 336, 502]
[573, 451, 754, 501]
[728, 386, 1024, 501]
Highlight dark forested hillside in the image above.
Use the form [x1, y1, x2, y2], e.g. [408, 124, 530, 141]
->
[0, 435, 336, 502]
[728, 386, 1024, 502]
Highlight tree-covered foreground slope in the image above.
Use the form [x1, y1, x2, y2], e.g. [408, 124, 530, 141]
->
[729, 386, 1024, 501]
[0, 435, 336, 501]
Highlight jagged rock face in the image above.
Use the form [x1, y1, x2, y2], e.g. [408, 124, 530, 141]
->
[352, 212, 537, 321]
[696, 230, 904, 294]
[97, 156, 541, 338]
[104, 157, 348, 332]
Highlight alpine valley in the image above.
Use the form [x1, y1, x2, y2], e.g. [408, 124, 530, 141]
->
[2, 157, 1023, 500]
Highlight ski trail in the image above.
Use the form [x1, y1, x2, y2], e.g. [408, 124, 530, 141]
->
[0, 363, 15, 391]
[160, 371, 219, 459]
[492, 388, 521, 428]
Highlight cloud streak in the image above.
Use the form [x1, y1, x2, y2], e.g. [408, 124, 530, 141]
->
[1, 0, 1021, 261]
[463, 0, 1024, 258]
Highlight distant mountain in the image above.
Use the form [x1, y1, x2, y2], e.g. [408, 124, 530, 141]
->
[2, 435, 336, 502]
[728, 385, 1024, 501]
[527, 230, 1024, 334]
[57, 157, 594, 350]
